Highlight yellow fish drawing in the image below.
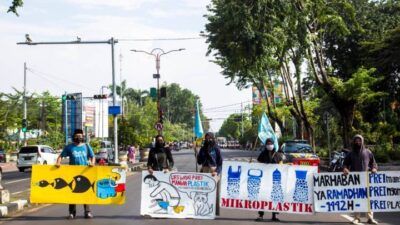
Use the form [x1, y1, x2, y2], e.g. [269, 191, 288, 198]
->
[173, 205, 185, 213]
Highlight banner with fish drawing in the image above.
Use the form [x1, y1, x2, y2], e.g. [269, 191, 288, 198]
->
[30, 165, 126, 204]
[140, 171, 217, 219]
[220, 161, 318, 214]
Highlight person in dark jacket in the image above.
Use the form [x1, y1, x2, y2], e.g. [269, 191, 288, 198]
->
[343, 134, 378, 225]
[197, 132, 223, 216]
[147, 135, 174, 174]
[256, 138, 284, 222]
[197, 132, 223, 176]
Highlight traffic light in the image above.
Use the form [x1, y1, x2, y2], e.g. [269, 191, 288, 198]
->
[150, 87, 157, 99]
[160, 87, 167, 98]
[22, 119, 27, 132]
[93, 94, 107, 99]
[62, 94, 76, 100]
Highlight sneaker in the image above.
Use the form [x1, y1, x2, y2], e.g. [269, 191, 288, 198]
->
[84, 212, 93, 219]
[255, 216, 263, 222]
[272, 217, 280, 222]
[67, 214, 75, 220]
[352, 218, 361, 225]
[367, 219, 378, 224]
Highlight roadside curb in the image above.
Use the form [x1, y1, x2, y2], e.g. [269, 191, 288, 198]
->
[0, 200, 28, 217]
[0, 162, 146, 217]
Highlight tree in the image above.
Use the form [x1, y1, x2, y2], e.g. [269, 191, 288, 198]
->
[7, 0, 23, 16]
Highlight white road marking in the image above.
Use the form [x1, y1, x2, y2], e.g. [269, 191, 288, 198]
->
[4, 178, 30, 184]
[11, 189, 29, 195]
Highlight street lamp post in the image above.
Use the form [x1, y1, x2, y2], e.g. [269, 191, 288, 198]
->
[100, 85, 108, 141]
[17, 36, 120, 164]
[130, 48, 185, 135]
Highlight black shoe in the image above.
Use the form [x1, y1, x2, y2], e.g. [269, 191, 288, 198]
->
[255, 216, 263, 222]
[67, 214, 75, 220]
[84, 212, 93, 219]
[272, 217, 280, 222]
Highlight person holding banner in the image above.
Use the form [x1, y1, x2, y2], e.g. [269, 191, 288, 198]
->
[343, 134, 378, 225]
[147, 135, 174, 174]
[255, 138, 284, 222]
[197, 132, 223, 216]
[56, 129, 95, 219]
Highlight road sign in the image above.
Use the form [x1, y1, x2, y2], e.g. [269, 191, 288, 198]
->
[154, 122, 163, 131]
[108, 106, 121, 115]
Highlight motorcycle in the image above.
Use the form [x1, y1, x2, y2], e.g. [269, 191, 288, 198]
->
[328, 149, 349, 172]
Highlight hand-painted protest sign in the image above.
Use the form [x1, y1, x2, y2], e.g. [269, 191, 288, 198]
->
[30, 165, 126, 204]
[368, 171, 400, 212]
[314, 171, 400, 213]
[220, 161, 317, 214]
[313, 172, 368, 212]
[141, 171, 217, 219]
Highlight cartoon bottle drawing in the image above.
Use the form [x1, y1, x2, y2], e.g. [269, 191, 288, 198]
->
[227, 166, 241, 198]
[293, 170, 308, 203]
[247, 169, 263, 200]
[270, 169, 284, 202]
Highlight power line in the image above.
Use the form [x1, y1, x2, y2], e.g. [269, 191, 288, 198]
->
[118, 37, 204, 42]
[203, 100, 252, 111]
[28, 67, 98, 92]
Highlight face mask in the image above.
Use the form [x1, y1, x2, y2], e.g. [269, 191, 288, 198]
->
[354, 143, 361, 151]
[266, 144, 274, 151]
[156, 141, 164, 148]
[73, 137, 83, 143]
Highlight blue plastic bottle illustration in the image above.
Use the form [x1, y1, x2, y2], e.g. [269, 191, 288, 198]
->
[247, 169, 263, 200]
[293, 170, 308, 202]
[271, 169, 284, 202]
[227, 166, 241, 198]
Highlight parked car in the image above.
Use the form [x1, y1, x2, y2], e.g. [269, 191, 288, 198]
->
[0, 148, 6, 162]
[17, 145, 58, 172]
[281, 140, 320, 168]
[95, 148, 109, 164]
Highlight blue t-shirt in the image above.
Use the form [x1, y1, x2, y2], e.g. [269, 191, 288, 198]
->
[61, 143, 94, 165]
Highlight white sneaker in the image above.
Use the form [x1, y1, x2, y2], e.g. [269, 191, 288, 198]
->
[367, 219, 378, 224]
[352, 218, 361, 225]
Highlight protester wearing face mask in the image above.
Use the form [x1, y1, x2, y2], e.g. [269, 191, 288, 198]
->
[197, 132, 223, 216]
[255, 138, 284, 222]
[197, 132, 223, 176]
[343, 134, 378, 225]
[56, 129, 95, 219]
[147, 135, 174, 174]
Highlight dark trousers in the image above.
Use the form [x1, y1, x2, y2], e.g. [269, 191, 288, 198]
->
[258, 211, 278, 218]
[69, 204, 90, 215]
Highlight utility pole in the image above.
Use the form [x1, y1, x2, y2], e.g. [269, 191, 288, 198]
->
[131, 48, 185, 135]
[23, 62, 27, 146]
[64, 92, 68, 146]
[241, 102, 244, 138]
[17, 36, 120, 163]
[111, 38, 118, 163]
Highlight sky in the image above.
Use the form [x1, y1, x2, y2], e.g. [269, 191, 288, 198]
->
[0, 0, 251, 132]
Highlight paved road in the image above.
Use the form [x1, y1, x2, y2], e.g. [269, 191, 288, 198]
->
[0, 149, 398, 225]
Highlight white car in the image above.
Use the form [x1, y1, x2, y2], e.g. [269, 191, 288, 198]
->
[17, 145, 58, 172]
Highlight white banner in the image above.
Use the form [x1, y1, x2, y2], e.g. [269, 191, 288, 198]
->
[369, 171, 400, 212]
[140, 171, 217, 219]
[220, 161, 318, 214]
[314, 171, 400, 213]
[313, 172, 369, 212]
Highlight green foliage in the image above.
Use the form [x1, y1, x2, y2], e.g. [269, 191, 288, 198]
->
[7, 0, 23, 16]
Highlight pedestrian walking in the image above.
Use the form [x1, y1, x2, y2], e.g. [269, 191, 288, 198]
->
[255, 138, 283, 222]
[147, 135, 174, 174]
[343, 134, 378, 225]
[127, 145, 136, 163]
[197, 132, 223, 216]
[56, 129, 95, 219]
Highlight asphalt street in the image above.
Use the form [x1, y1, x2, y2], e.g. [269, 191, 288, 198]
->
[0, 149, 398, 225]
